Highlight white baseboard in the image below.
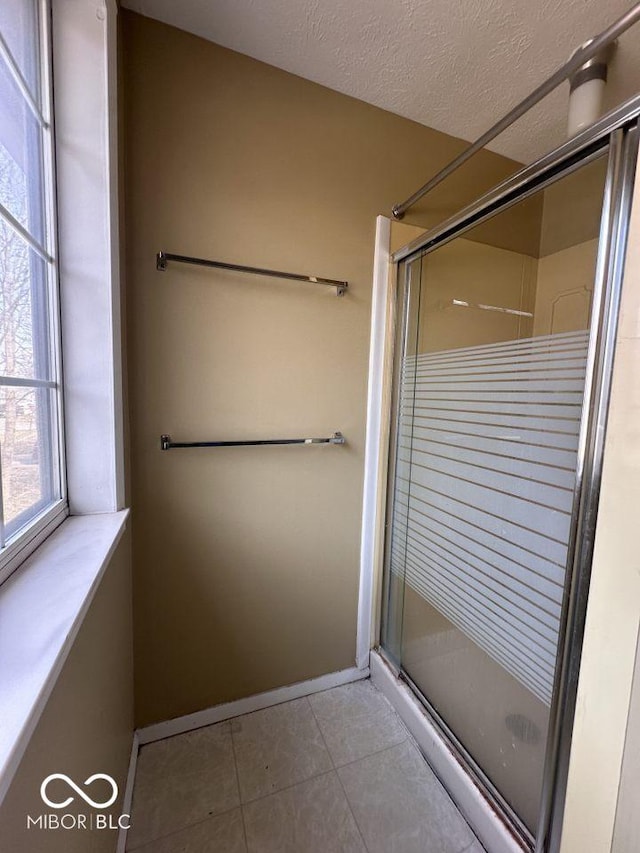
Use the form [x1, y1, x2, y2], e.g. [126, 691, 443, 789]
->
[370, 651, 527, 853]
[136, 665, 370, 746]
[116, 731, 139, 853]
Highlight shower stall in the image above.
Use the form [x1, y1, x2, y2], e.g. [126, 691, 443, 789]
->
[377, 94, 640, 851]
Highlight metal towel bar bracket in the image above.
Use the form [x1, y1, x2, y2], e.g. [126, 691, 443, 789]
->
[157, 251, 348, 296]
[160, 432, 346, 450]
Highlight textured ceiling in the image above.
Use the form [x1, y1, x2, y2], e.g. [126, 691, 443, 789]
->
[121, 0, 640, 164]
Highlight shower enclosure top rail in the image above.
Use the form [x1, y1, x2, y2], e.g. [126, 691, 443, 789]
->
[393, 89, 640, 263]
[157, 251, 349, 296]
[160, 432, 346, 450]
[391, 2, 640, 221]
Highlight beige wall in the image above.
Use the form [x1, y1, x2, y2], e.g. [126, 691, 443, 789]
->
[390, 223, 426, 255]
[533, 153, 605, 340]
[559, 147, 640, 853]
[121, 10, 524, 727]
[0, 532, 134, 852]
[540, 154, 608, 257]
[612, 633, 640, 853]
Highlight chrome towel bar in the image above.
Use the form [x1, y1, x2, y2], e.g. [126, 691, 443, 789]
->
[157, 251, 348, 296]
[160, 432, 346, 450]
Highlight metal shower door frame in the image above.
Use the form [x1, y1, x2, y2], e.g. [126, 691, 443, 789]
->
[381, 102, 640, 852]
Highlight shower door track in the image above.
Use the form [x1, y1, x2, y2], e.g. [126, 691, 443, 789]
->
[380, 96, 640, 853]
[379, 649, 534, 848]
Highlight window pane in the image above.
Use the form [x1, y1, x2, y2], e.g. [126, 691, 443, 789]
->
[0, 384, 55, 535]
[0, 225, 50, 380]
[0, 0, 40, 102]
[0, 53, 45, 245]
[0, 0, 63, 574]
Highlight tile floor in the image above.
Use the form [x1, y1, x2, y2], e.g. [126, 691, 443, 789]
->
[126, 679, 485, 853]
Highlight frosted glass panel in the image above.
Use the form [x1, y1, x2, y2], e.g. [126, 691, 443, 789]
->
[382, 153, 608, 835]
[393, 331, 588, 705]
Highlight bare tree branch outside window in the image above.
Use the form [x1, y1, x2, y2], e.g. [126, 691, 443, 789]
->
[0, 142, 43, 523]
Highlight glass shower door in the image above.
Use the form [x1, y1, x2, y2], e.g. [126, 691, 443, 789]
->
[382, 152, 609, 838]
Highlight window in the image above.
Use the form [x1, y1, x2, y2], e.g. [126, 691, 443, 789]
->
[0, 0, 66, 583]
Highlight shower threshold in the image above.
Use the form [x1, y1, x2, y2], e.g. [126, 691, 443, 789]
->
[370, 650, 530, 853]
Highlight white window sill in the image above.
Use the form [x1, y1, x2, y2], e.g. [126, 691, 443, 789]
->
[0, 510, 129, 805]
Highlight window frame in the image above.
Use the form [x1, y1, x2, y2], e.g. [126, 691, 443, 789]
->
[0, 0, 126, 804]
[0, 0, 68, 585]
